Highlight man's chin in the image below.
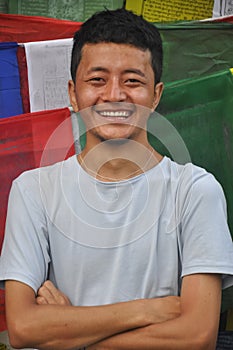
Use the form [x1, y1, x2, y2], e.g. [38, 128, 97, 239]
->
[88, 125, 142, 143]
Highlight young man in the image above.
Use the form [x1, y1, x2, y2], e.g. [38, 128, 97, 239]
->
[1, 8, 233, 350]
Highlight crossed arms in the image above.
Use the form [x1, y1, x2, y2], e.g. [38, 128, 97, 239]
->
[5, 273, 221, 350]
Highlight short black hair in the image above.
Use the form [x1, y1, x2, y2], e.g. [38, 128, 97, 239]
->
[71, 8, 163, 85]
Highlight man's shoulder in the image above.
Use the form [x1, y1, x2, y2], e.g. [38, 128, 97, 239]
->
[167, 157, 212, 179]
[163, 157, 210, 183]
[164, 157, 223, 199]
[165, 158, 226, 211]
[13, 155, 77, 189]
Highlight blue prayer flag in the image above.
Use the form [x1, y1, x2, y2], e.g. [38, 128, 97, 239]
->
[0, 42, 23, 118]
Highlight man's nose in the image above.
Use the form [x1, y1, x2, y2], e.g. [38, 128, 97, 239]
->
[101, 79, 127, 102]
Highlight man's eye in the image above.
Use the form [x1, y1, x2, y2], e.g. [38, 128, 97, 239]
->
[125, 78, 143, 85]
[90, 77, 104, 82]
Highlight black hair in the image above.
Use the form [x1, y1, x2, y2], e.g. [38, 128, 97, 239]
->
[71, 8, 163, 85]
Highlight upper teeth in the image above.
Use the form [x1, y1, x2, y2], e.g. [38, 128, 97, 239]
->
[99, 111, 130, 117]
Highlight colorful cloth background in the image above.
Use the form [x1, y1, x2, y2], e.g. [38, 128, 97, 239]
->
[0, 13, 233, 332]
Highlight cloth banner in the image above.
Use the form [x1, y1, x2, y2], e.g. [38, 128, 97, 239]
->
[125, 0, 215, 22]
[0, 107, 75, 331]
[206, 14, 233, 22]
[0, 14, 81, 115]
[17, 45, 30, 114]
[0, 13, 81, 43]
[147, 69, 233, 312]
[149, 68, 233, 238]
[158, 21, 233, 83]
[24, 38, 73, 112]
[0, 42, 23, 118]
[1, 15, 233, 116]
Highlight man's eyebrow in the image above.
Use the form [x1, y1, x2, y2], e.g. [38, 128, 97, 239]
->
[124, 69, 146, 77]
[87, 67, 109, 74]
[86, 67, 146, 77]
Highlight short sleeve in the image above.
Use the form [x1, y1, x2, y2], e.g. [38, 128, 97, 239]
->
[177, 166, 233, 289]
[0, 171, 50, 293]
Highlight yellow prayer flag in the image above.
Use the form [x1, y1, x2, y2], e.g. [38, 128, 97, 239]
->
[125, 0, 214, 22]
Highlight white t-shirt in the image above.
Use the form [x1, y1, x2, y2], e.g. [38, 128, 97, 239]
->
[1, 155, 233, 306]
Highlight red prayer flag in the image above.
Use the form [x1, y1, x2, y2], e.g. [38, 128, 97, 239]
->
[17, 45, 30, 114]
[210, 15, 233, 23]
[0, 13, 82, 43]
[0, 107, 75, 331]
[0, 290, 6, 332]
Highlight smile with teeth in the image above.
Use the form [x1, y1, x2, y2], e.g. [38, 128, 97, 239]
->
[97, 110, 132, 119]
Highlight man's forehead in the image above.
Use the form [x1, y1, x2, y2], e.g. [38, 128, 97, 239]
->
[81, 42, 150, 54]
[80, 42, 152, 64]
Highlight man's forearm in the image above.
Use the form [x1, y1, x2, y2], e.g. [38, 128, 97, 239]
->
[88, 274, 222, 350]
[12, 303, 145, 349]
[6, 281, 180, 350]
[87, 316, 217, 350]
[7, 293, 146, 349]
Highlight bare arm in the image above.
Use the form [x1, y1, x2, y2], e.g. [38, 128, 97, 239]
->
[87, 274, 222, 350]
[5, 280, 180, 350]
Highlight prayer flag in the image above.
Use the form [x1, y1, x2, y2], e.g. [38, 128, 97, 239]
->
[148, 69, 233, 313]
[0, 107, 75, 331]
[0, 42, 23, 118]
[0, 13, 81, 43]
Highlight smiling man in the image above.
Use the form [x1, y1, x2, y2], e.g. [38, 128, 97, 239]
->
[69, 40, 164, 181]
[1, 8, 233, 350]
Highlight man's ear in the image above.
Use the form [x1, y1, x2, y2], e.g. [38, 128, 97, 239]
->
[152, 82, 164, 111]
[68, 80, 79, 112]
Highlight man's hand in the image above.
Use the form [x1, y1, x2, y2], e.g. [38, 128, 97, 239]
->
[36, 280, 71, 306]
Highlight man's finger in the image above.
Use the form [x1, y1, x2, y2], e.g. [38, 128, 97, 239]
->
[36, 296, 47, 305]
[38, 280, 71, 305]
[37, 283, 57, 304]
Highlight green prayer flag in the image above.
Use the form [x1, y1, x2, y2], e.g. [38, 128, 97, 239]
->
[148, 68, 233, 311]
[158, 22, 233, 83]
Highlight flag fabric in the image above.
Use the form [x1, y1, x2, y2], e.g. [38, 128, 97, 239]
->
[1, 15, 233, 115]
[17, 45, 30, 114]
[0, 14, 81, 115]
[158, 21, 233, 83]
[0, 13, 81, 43]
[0, 107, 75, 251]
[148, 68, 233, 312]
[24, 38, 73, 112]
[0, 42, 23, 118]
[0, 107, 75, 331]
[0, 290, 6, 332]
[126, 0, 215, 22]
[204, 14, 233, 22]
[149, 69, 233, 237]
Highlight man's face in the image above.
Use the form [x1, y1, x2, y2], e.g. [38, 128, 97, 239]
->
[69, 42, 163, 143]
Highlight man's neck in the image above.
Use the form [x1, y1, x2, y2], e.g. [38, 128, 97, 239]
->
[77, 140, 163, 182]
